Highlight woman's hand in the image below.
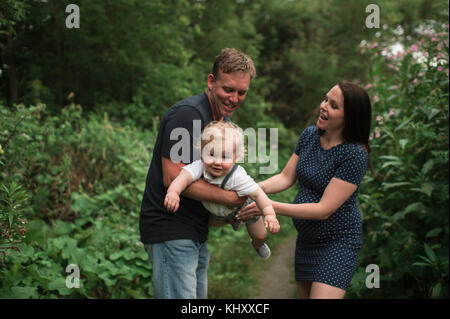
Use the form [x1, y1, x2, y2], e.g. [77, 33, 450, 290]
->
[236, 201, 263, 220]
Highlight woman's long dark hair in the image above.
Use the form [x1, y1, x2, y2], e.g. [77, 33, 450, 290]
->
[318, 81, 372, 166]
[339, 81, 372, 154]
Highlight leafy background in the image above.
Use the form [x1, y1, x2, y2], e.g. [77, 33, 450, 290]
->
[0, 0, 448, 298]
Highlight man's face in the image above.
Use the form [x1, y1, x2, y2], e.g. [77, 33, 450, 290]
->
[206, 70, 251, 119]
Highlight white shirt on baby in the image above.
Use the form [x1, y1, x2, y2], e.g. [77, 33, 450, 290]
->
[182, 160, 259, 217]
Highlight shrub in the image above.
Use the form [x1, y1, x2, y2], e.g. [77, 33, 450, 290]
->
[348, 23, 449, 298]
[0, 103, 155, 298]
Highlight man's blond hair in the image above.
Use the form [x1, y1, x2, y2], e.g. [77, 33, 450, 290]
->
[212, 48, 256, 79]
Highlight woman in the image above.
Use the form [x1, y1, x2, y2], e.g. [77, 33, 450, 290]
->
[238, 81, 372, 299]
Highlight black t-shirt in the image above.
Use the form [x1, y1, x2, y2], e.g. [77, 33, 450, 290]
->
[139, 93, 217, 244]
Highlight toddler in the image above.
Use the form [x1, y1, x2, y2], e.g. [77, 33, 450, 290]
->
[164, 121, 280, 259]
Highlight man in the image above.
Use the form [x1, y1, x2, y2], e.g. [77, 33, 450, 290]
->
[140, 48, 256, 299]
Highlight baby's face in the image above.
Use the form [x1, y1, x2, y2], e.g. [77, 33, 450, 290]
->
[202, 142, 236, 178]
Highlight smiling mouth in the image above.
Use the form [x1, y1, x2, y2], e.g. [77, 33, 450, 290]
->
[320, 113, 328, 120]
[224, 103, 237, 110]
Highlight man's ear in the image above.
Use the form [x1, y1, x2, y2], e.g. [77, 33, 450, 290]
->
[207, 74, 215, 90]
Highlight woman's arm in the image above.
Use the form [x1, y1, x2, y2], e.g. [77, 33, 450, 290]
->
[238, 177, 357, 220]
[259, 153, 299, 194]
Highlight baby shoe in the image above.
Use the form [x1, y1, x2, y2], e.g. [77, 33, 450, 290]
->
[252, 240, 271, 259]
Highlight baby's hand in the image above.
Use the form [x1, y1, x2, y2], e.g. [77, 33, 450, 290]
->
[164, 191, 180, 213]
[264, 214, 280, 234]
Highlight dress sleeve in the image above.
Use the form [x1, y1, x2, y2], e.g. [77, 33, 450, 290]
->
[294, 126, 315, 155]
[334, 145, 368, 186]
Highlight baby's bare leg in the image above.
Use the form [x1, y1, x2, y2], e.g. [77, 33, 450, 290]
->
[246, 218, 267, 248]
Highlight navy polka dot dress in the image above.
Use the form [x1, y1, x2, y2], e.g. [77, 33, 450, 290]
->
[293, 126, 368, 290]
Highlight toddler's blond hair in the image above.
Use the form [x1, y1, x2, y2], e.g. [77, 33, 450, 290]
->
[198, 121, 245, 162]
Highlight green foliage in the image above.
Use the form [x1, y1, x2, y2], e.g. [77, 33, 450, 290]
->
[0, 103, 154, 298]
[0, 182, 29, 262]
[347, 22, 449, 298]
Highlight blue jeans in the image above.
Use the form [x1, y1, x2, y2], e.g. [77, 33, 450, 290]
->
[145, 239, 210, 299]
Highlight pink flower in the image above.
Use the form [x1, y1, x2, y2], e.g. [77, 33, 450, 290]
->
[413, 78, 418, 84]
[389, 109, 394, 116]
[371, 42, 379, 48]
[437, 53, 442, 59]
[376, 115, 382, 122]
[375, 129, 381, 138]
[365, 83, 372, 90]
[446, 69, 449, 76]
[438, 66, 443, 72]
[437, 43, 442, 51]
[373, 95, 379, 103]
[418, 72, 424, 77]
[410, 44, 418, 52]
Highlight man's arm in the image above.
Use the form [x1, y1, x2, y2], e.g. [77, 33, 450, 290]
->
[162, 157, 247, 207]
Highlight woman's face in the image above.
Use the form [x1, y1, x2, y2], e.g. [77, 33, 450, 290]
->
[317, 85, 345, 134]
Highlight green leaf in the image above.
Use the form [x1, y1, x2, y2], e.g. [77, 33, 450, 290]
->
[383, 182, 411, 190]
[392, 202, 425, 221]
[10, 286, 39, 299]
[412, 262, 430, 267]
[426, 228, 442, 239]
[422, 159, 435, 175]
[417, 255, 432, 264]
[424, 243, 437, 263]
[48, 278, 74, 296]
[411, 183, 434, 197]
[399, 139, 409, 149]
[109, 251, 124, 261]
[427, 108, 440, 120]
[381, 160, 402, 169]
[379, 155, 402, 161]
[431, 282, 442, 298]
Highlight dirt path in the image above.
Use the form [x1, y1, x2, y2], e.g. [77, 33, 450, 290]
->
[254, 235, 298, 299]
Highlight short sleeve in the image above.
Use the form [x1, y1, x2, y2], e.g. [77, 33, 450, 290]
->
[294, 126, 315, 155]
[161, 105, 202, 164]
[228, 166, 259, 197]
[334, 146, 368, 186]
[182, 160, 204, 181]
